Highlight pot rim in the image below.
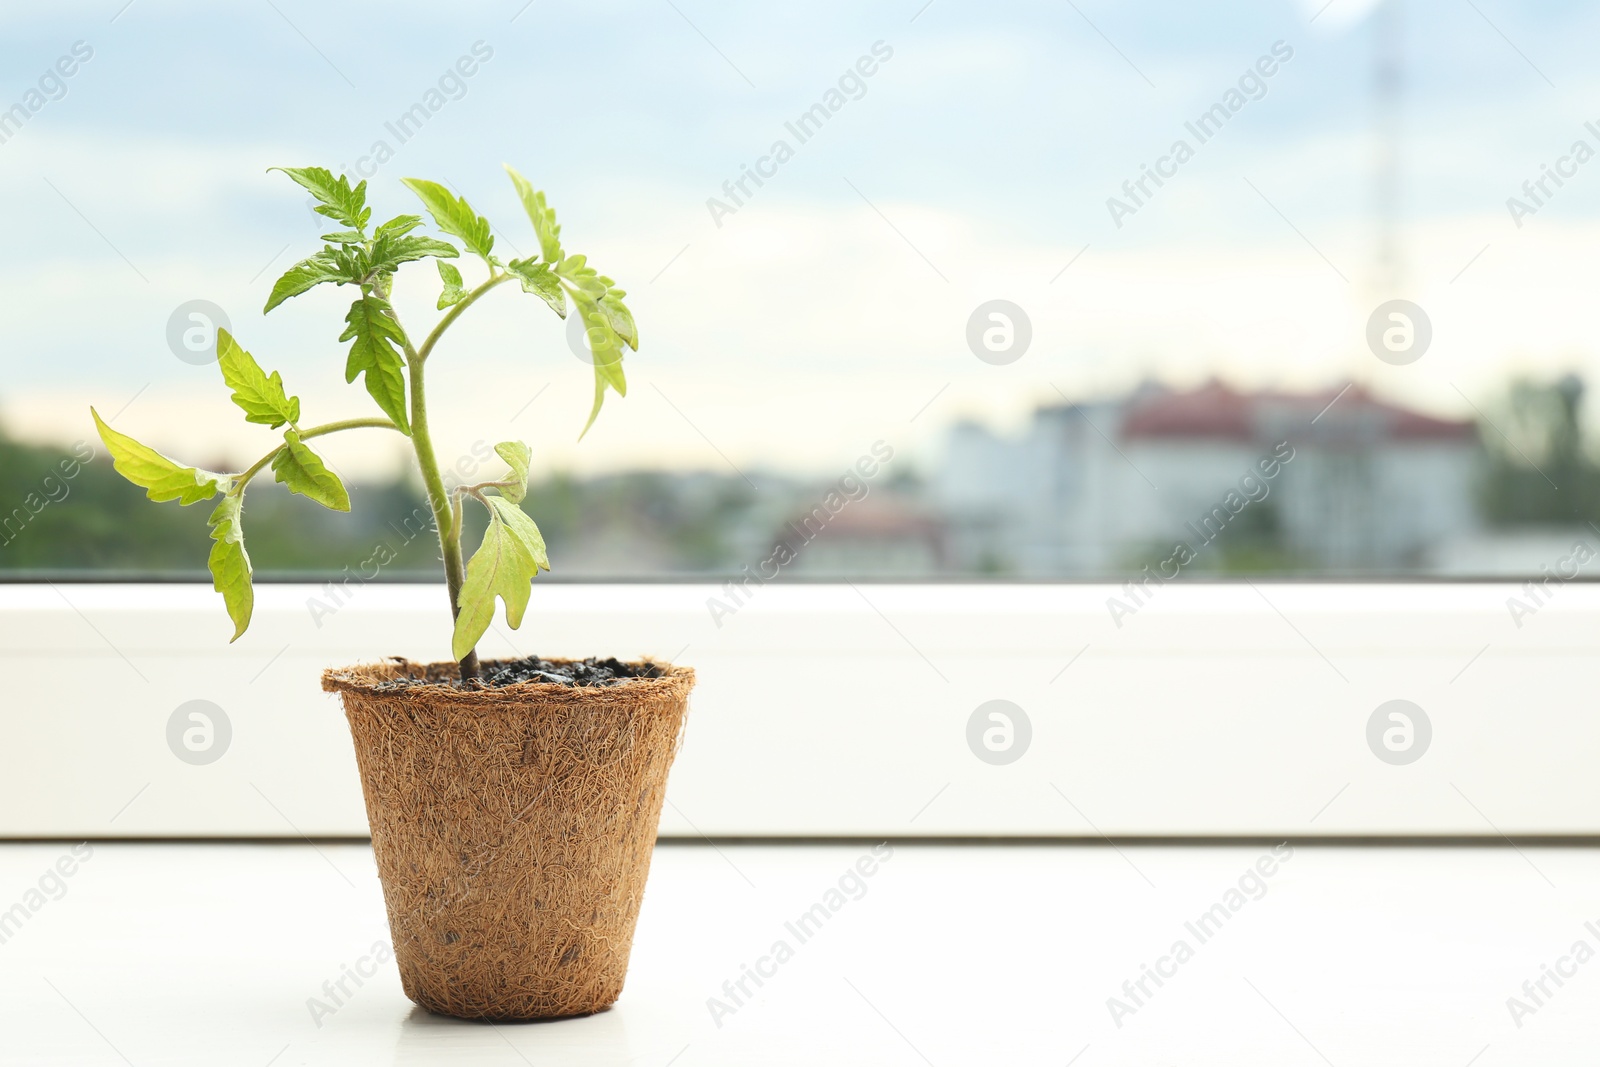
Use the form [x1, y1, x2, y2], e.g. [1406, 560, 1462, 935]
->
[322, 656, 695, 708]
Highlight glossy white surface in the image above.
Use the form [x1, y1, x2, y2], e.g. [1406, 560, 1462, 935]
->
[0, 842, 1595, 1064]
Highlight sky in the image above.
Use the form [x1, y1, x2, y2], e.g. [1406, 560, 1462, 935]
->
[2, 0, 1599, 481]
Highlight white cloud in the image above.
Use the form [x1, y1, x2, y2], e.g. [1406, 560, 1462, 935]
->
[1300, 0, 1389, 32]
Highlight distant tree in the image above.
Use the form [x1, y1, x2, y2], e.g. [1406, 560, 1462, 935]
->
[0, 423, 775, 579]
[1479, 375, 1600, 526]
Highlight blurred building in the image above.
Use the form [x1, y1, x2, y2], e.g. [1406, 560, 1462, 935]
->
[934, 381, 1482, 575]
[779, 493, 946, 577]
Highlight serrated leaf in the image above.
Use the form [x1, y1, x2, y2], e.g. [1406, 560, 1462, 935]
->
[452, 495, 549, 661]
[264, 249, 354, 313]
[553, 250, 636, 433]
[374, 214, 423, 238]
[320, 229, 365, 244]
[271, 166, 370, 231]
[489, 494, 548, 571]
[505, 258, 565, 317]
[400, 178, 494, 262]
[367, 233, 460, 277]
[581, 374, 609, 439]
[339, 296, 411, 434]
[388, 235, 459, 260]
[571, 291, 627, 383]
[207, 493, 253, 642]
[271, 430, 350, 511]
[554, 254, 608, 297]
[599, 288, 637, 351]
[569, 293, 628, 439]
[91, 407, 231, 505]
[217, 329, 300, 429]
[503, 164, 563, 263]
[436, 261, 466, 310]
[493, 441, 531, 503]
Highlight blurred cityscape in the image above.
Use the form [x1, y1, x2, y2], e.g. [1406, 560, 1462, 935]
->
[2, 375, 1596, 580]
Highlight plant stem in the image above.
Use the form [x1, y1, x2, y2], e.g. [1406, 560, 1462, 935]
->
[416, 273, 512, 364]
[401, 270, 513, 682]
[407, 352, 479, 682]
[234, 417, 400, 492]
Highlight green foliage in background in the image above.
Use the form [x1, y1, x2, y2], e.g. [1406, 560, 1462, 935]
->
[1479, 375, 1600, 526]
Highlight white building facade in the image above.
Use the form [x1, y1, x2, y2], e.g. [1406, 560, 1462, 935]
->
[934, 382, 1482, 576]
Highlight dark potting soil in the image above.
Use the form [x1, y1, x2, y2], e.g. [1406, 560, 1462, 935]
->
[480, 656, 663, 688]
[379, 655, 664, 690]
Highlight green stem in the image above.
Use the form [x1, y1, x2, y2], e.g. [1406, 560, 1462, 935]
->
[453, 477, 519, 498]
[407, 353, 480, 682]
[416, 273, 512, 364]
[234, 417, 400, 492]
[383, 268, 512, 682]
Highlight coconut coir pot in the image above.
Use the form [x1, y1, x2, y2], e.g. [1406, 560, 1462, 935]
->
[322, 657, 693, 1019]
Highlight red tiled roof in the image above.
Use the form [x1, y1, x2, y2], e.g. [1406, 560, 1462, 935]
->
[1121, 381, 1254, 441]
[1119, 380, 1476, 443]
[798, 495, 942, 539]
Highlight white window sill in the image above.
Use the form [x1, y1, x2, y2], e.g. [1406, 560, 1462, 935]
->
[2, 581, 1596, 837]
[0, 841, 1589, 1063]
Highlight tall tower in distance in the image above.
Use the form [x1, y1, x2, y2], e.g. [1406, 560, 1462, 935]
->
[1371, 0, 1404, 302]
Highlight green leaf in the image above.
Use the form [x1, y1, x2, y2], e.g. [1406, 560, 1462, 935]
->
[489, 494, 548, 570]
[552, 251, 636, 436]
[599, 287, 638, 351]
[216, 329, 300, 429]
[581, 375, 609, 440]
[366, 233, 460, 277]
[264, 249, 353, 313]
[91, 408, 231, 505]
[569, 293, 629, 439]
[271, 430, 350, 511]
[320, 229, 365, 244]
[339, 296, 411, 435]
[452, 495, 549, 661]
[399, 178, 494, 262]
[386, 235, 459, 261]
[374, 214, 423, 238]
[504, 258, 565, 317]
[271, 166, 371, 231]
[554, 253, 608, 297]
[436, 260, 466, 310]
[570, 293, 626, 382]
[503, 164, 563, 263]
[493, 441, 531, 504]
[207, 493, 253, 642]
